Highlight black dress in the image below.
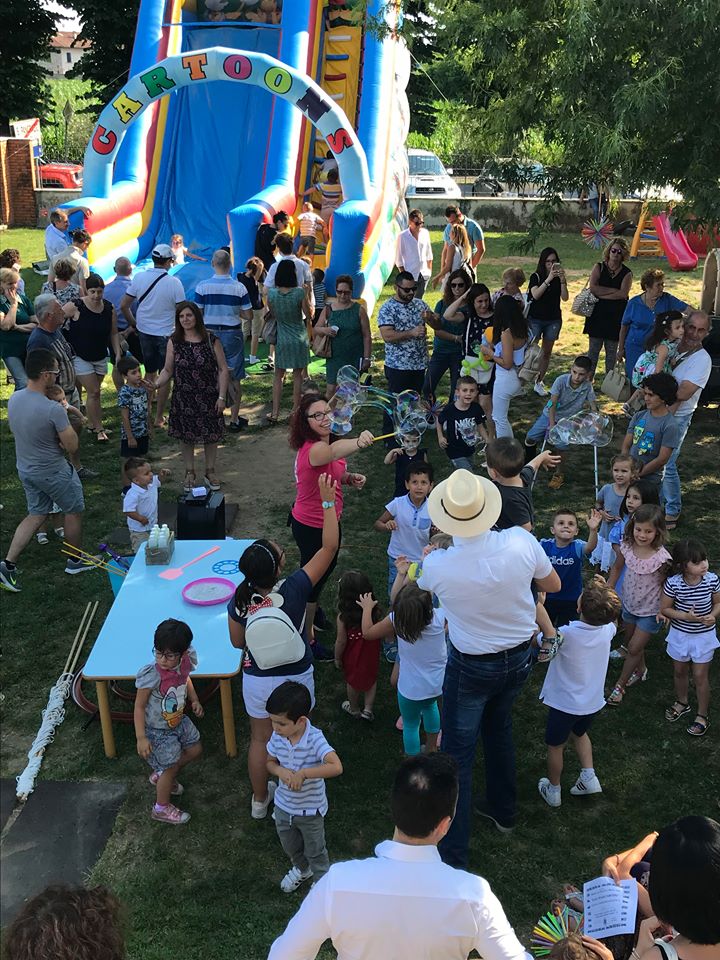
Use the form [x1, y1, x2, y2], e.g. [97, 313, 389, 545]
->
[583, 262, 631, 341]
[64, 299, 112, 361]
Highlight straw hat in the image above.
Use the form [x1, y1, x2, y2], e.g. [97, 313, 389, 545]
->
[427, 469, 502, 538]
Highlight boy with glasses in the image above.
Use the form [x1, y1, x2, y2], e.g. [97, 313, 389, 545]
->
[395, 208, 433, 300]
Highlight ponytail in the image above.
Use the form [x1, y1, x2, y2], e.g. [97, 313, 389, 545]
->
[233, 539, 280, 616]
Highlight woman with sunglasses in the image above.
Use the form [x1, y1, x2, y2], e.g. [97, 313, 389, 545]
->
[585, 237, 633, 375]
[288, 394, 374, 646]
[0, 267, 37, 391]
[312, 274, 372, 399]
[422, 268, 472, 404]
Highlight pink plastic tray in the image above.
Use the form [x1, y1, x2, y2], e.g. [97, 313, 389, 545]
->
[181, 577, 236, 606]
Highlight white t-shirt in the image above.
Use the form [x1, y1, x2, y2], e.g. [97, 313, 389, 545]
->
[392, 608, 448, 701]
[386, 495, 432, 561]
[672, 348, 712, 416]
[539, 619, 616, 715]
[126, 268, 185, 337]
[123, 476, 160, 532]
[418, 528, 553, 654]
[395, 227, 433, 280]
[264, 255, 313, 291]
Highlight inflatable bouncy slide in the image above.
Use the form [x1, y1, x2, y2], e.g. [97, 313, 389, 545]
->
[63, 0, 411, 312]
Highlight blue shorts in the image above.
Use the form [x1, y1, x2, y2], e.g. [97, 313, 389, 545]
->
[545, 706, 598, 746]
[145, 716, 200, 772]
[530, 317, 562, 343]
[137, 333, 169, 374]
[210, 326, 246, 380]
[622, 608, 662, 634]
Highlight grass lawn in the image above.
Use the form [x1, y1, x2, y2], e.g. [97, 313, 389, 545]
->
[1, 229, 718, 958]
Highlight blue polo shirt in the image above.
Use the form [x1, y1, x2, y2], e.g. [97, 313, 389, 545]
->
[540, 538, 587, 601]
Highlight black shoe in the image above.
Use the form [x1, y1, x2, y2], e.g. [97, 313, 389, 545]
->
[311, 641, 335, 662]
[77, 466, 99, 480]
[228, 416, 249, 432]
[313, 606, 330, 632]
[475, 800, 514, 834]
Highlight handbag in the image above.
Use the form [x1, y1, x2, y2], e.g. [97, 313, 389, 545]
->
[261, 311, 277, 345]
[601, 366, 632, 402]
[518, 343, 542, 383]
[571, 281, 599, 318]
[311, 302, 333, 358]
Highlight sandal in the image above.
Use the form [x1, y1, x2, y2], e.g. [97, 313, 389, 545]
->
[360, 709, 375, 722]
[626, 666, 648, 687]
[607, 683, 625, 705]
[609, 644, 628, 661]
[341, 700, 361, 718]
[537, 632, 564, 663]
[562, 883, 584, 912]
[548, 472, 565, 490]
[665, 514, 680, 530]
[183, 471, 196, 492]
[265, 413, 279, 425]
[96, 430, 109, 442]
[204, 471, 221, 491]
[665, 700, 691, 722]
[687, 714, 709, 737]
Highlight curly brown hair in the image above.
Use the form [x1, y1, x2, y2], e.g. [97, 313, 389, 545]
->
[288, 393, 330, 450]
[3, 884, 125, 960]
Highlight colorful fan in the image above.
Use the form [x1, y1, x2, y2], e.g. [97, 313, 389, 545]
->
[581, 217, 614, 249]
[531, 906, 584, 955]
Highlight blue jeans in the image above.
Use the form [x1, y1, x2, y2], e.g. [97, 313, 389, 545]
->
[423, 352, 461, 402]
[451, 456, 474, 472]
[439, 640, 533, 868]
[3, 356, 27, 390]
[661, 413, 693, 517]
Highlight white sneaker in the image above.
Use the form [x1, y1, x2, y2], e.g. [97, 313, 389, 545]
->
[570, 774, 603, 796]
[36, 532, 49, 545]
[251, 780, 276, 819]
[538, 777, 561, 807]
[533, 381, 548, 397]
[280, 865, 313, 893]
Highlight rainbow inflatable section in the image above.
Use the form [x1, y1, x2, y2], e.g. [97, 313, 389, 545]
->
[62, 0, 410, 312]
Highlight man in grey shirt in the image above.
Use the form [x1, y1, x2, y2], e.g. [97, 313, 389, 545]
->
[1, 350, 95, 593]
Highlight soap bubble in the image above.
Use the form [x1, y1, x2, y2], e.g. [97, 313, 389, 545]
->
[548, 412, 614, 447]
[329, 365, 432, 440]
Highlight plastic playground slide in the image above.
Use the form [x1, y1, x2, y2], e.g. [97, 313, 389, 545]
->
[652, 212, 698, 272]
[62, 0, 410, 312]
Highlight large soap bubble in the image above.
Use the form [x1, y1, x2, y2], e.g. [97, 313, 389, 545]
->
[548, 412, 613, 448]
[329, 365, 432, 441]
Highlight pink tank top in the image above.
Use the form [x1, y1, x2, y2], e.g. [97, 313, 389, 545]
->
[291, 440, 345, 527]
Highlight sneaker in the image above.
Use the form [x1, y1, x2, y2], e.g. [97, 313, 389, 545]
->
[311, 641, 335, 662]
[280, 865, 313, 893]
[570, 774, 603, 797]
[36, 532, 49, 545]
[626, 666, 648, 687]
[260, 361, 274, 372]
[383, 642, 398, 663]
[149, 771, 184, 796]
[65, 556, 101, 575]
[0, 561, 20, 593]
[533, 381, 549, 397]
[475, 800, 514, 833]
[76, 466, 99, 481]
[538, 777, 562, 807]
[251, 780, 276, 820]
[151, 802, 190, 824]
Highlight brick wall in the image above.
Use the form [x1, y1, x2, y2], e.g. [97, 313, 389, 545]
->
[0, 139, 39, 227]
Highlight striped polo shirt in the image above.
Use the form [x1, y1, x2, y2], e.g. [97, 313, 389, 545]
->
[194, 274, 251, 328]
[663, 572, 720, 633]
[268, 721, 334, 816]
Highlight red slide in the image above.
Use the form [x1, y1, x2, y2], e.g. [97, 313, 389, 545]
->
[652, 212, 699, 271]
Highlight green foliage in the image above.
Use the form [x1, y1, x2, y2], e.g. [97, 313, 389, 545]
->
[0, 0, 55, 134]
[41, 79, 96, 164]
[67, 0, 141, 111]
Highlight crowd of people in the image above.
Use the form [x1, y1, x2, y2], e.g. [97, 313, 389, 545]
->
[0, 207, 717, 959]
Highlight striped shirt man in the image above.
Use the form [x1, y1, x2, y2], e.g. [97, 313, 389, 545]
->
[268, 721, 334, 816]
[663, 572, 720, 633]
[194, 274, 252, 328]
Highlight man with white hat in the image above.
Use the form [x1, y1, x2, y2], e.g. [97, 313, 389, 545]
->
[418, 470, 560, 869]
[120, 243, 185, 426]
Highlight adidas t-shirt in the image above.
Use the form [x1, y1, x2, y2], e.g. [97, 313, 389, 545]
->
[540, 538, 587, 602]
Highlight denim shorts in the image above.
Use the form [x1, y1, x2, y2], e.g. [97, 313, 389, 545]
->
[209, 326, 246, 380]
[451, 456, 474, 472]
[145, 716, 200, 772]
[73, 356, 108, 377]
[545, 706, 598, 746]
[622, 607, 662, 635]
[19, 462, 85, 516]
[530, 317, 562, 343]
[294, 234, 316, 254]
[138, 333, 169, 374]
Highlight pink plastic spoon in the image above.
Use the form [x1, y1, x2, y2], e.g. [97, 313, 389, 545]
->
[158, 546, 221, 580]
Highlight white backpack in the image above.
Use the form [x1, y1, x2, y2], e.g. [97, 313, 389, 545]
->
[242, 593, 306, 671]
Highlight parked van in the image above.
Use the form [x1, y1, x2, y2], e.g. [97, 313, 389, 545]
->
[405, 148, 461, 199]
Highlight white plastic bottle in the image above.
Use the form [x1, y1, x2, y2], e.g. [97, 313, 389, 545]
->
[148, 525, 159, 549]
[158, 525, 169, 550]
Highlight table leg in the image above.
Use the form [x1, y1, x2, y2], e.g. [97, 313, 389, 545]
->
[95, 680, 117, 758]
[219, 678, 237, 758]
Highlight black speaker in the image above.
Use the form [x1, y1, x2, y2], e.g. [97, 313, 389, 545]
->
[176, 491, 226, 540]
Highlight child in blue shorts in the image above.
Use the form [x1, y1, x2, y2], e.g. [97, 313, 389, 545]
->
[538, 577, 621, 807]
[135, 618, 204, 825]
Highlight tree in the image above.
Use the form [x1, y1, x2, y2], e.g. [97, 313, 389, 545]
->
[410, 0, 720, 242]
[67, 0, 140, 112]
[0, 0, 55, 134]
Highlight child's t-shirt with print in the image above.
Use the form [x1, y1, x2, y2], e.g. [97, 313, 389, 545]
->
[135, 647, 197, 730]
[117, 385, 149, 440]
[438, 401, 486, 460]
[540, 538, 587, 601]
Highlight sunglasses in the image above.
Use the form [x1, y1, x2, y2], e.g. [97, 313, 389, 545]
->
[450, 282, 467, 288]
[397, 285, 417, 293]
[412, 219, 425, 226]
[609, 247, 625, 255]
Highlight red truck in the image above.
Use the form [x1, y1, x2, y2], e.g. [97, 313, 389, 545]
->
[38, 161, 83, 189]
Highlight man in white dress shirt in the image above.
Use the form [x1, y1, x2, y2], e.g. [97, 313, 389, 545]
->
[395, 208, 433, 300]
[268, 753, 529, 960]
[44, 209, 70, 260]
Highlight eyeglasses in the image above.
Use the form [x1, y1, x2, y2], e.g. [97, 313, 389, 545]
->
[397, 285, 417, 293]
[307, 411, 331, 421]
[153, 648, 181, 661]
[450, 282, 467, 288]
[609, 247, 625, 255]
[336, 289, 352, 295]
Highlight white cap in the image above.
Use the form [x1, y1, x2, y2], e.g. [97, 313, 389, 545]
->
[152, 243, 175, 260]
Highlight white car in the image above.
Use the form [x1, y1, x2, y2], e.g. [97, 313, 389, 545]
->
[405, 148, 461, 199]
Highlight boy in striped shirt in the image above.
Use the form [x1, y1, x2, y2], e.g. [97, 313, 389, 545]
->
[266, 681, 343, 893]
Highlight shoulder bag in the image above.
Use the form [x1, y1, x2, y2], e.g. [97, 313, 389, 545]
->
[601, 366, 632, 402]
[311, 304, 333, 359]
[571, 278, 599, 318]
[261, 309, 277, 346]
